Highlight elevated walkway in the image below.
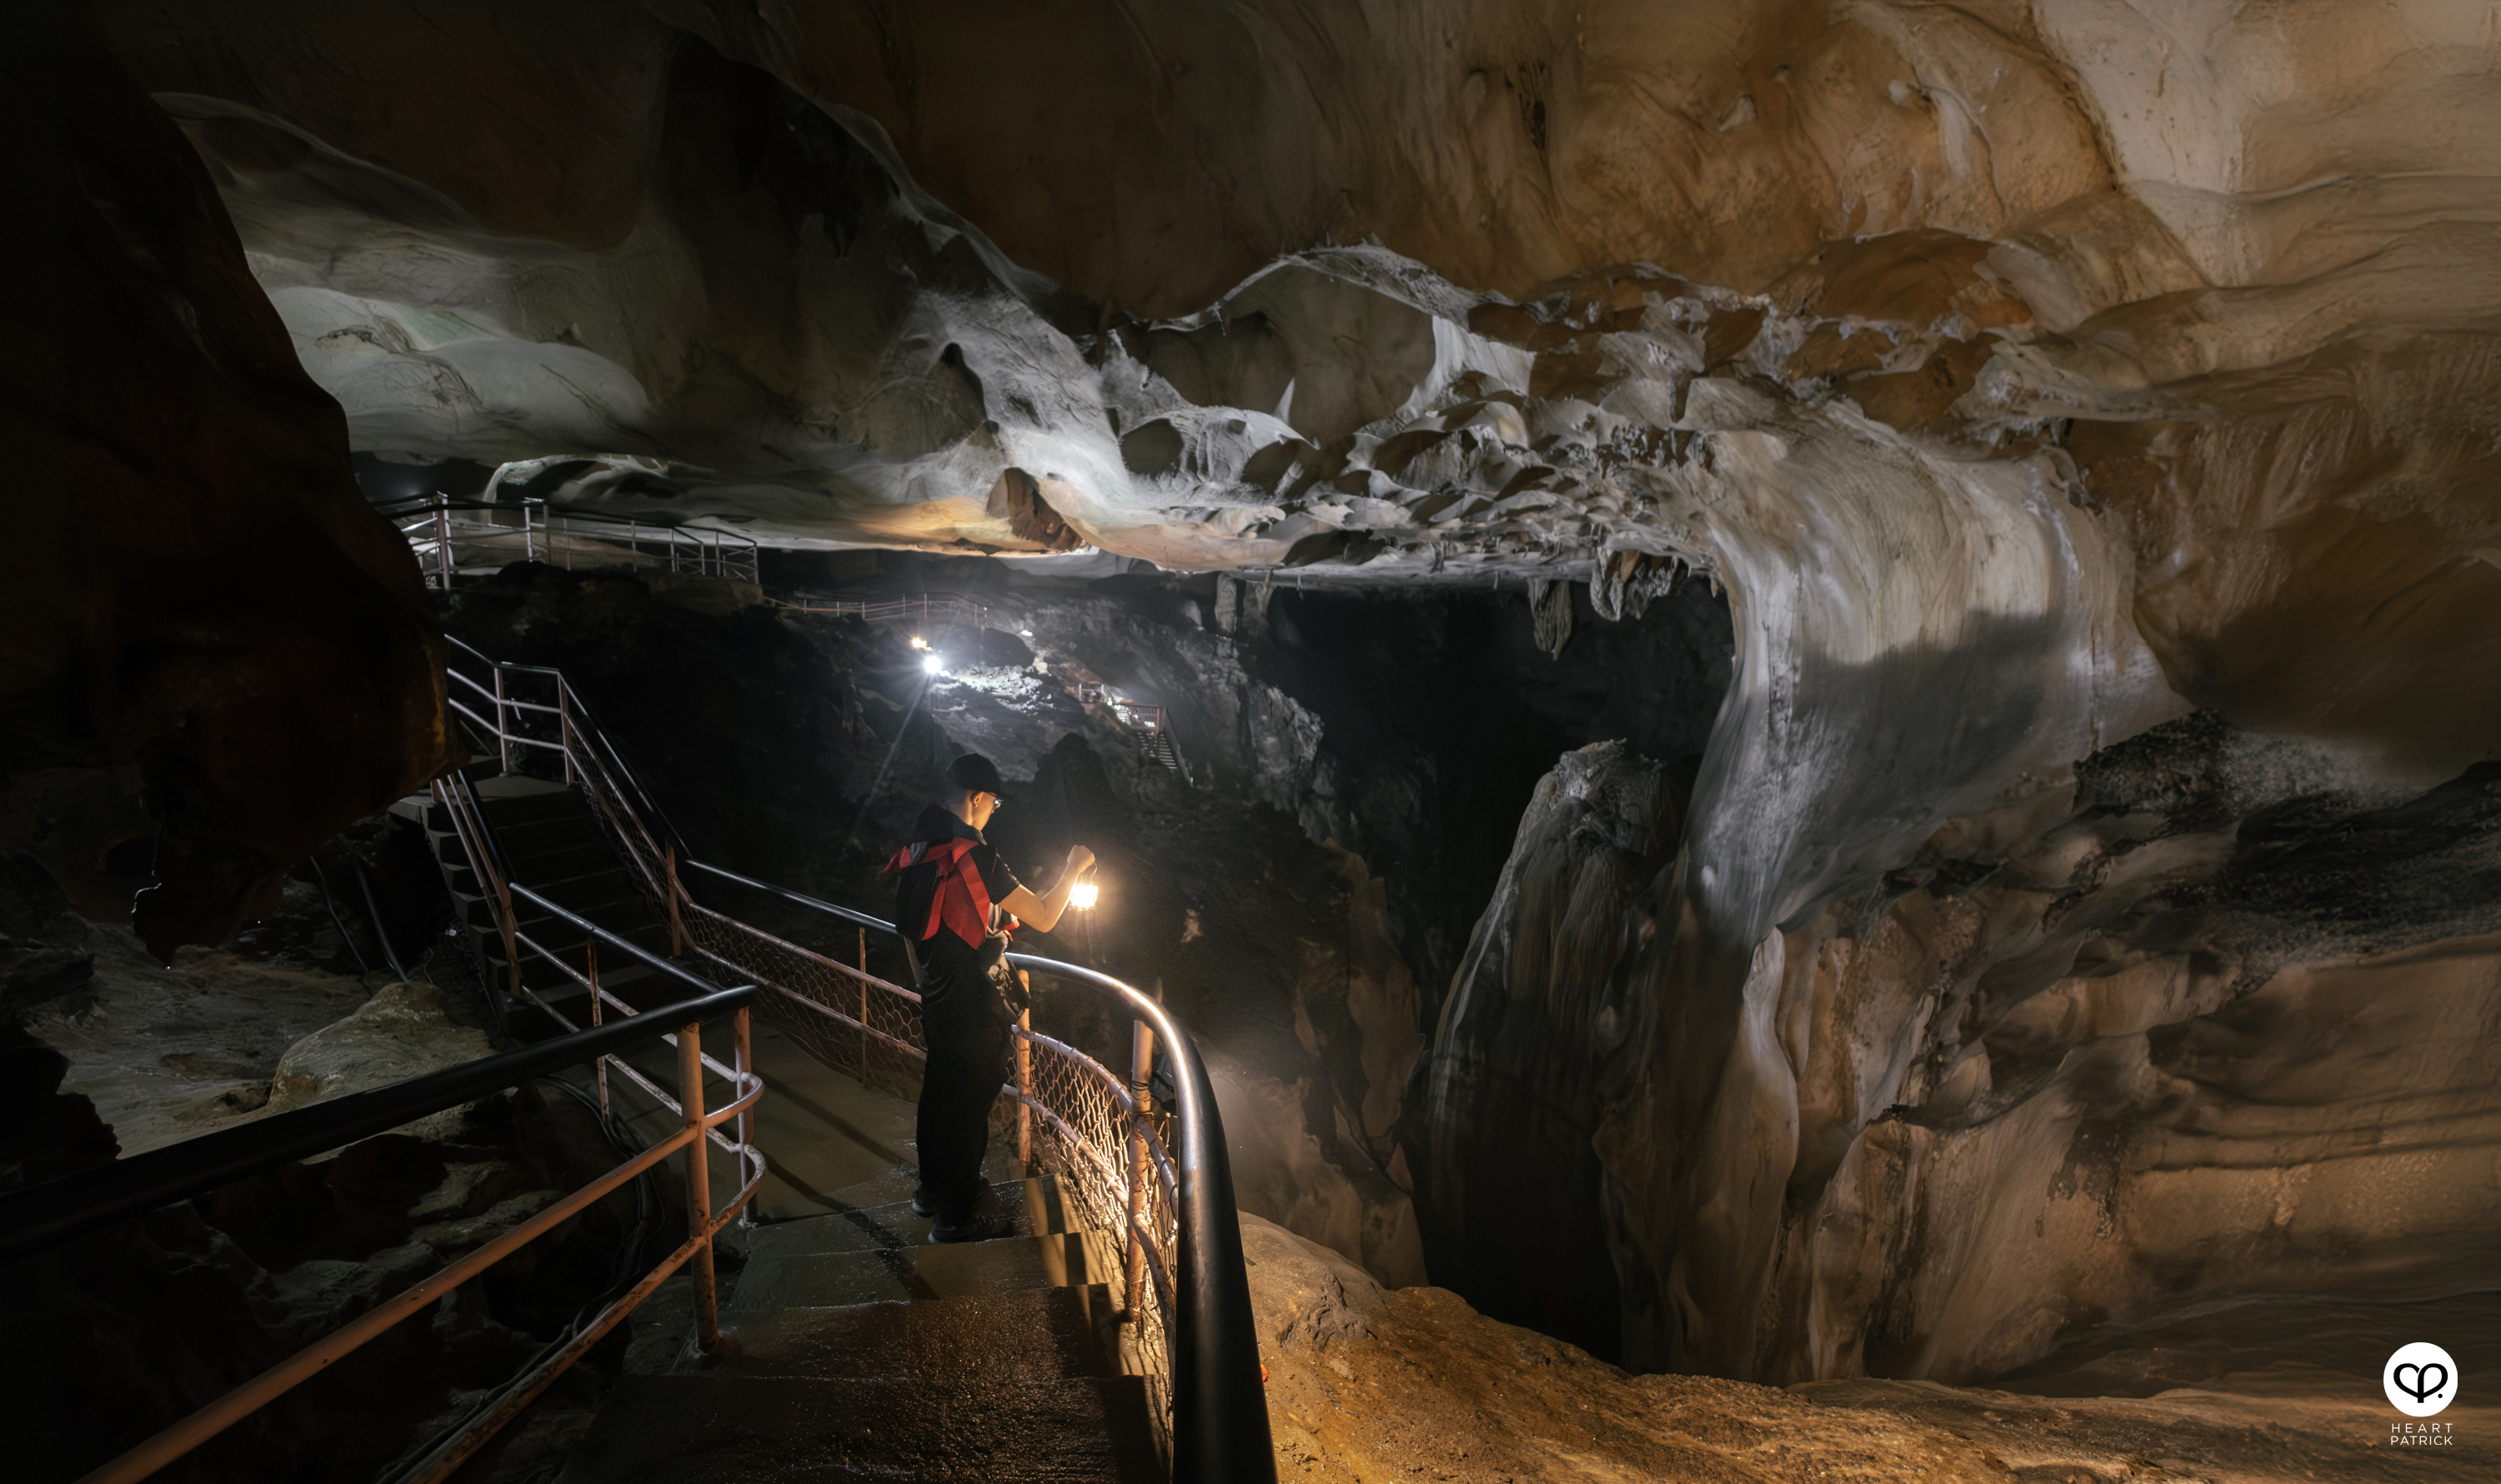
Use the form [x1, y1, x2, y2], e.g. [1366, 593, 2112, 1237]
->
[573, 1107, 1161, 1481]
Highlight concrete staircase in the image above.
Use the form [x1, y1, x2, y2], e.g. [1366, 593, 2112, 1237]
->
[561, 1170, 1164, 1482]
[392, 774, 678, 1039]
[399, 750, 1170, 1478]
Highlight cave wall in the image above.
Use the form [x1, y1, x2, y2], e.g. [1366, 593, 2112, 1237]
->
[1426, 717, 2501, 1381]
[0, 15, 455, 957]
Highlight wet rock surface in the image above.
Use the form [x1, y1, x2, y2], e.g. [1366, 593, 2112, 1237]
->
[1421, 716, 2501, 1391]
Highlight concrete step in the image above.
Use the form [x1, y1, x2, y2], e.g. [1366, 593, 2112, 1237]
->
[410, 776, 578, 829]
[460, 887, 654, 937]
[740, 1176, 1070, 1270]
[442, 834, 611, 880]
[556, 1373, 1160, 1483]
[799, 1145, 1030, 1218]
[725, 1229, 1125, 1315]
[493, 811, 609, 856]
[520, 864, 645, 907]
[716, 1286, 1116, 1382]
[445, 858, 640, 901]
[459, 885, 664, 935]
[472, 773, 574, 804]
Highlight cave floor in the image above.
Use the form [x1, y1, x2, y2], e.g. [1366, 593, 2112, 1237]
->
[1800, 1291, 2501, 1483]
[27, 925, 378, 1157]
[1256, 1271, 2498, 1483]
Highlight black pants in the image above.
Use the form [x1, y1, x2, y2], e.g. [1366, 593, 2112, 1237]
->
[915, 978, 1010, 1221]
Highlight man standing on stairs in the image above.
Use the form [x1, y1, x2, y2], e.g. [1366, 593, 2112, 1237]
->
[889, 753, 1095, 1242]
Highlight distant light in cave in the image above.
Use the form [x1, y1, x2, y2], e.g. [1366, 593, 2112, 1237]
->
[922, 654, 945, 674]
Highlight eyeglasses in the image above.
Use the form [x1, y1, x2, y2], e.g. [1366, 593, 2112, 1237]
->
[980, 794, 1005, 810]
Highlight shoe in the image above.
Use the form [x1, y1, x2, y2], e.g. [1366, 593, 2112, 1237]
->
[910, 1187, 935, 1218]
[927, 1210, 1014, 1244]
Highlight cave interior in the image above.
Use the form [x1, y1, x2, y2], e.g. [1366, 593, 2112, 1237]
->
[2, 3, 2497, 1481]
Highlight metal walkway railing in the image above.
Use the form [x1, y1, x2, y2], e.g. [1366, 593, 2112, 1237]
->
[1071, 687, 1196, 785]
[766, 591, 992, 633]
[382, 496, 762, 588]
[440, 636, 1272, 1482]
[0, 946, 763, 1484]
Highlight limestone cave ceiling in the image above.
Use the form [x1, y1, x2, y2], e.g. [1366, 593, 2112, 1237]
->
[97, 1, 2501, 769]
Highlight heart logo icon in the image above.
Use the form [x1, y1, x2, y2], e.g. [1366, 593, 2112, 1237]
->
[2395, 1363, 2449, 1404]
[2385, 1342, 2461, 1417]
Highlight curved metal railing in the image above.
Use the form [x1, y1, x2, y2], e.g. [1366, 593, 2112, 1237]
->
[440, 639, 1274, 1481]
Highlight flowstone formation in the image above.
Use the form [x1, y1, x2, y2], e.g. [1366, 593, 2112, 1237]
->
[84, 0, 2501, 1399]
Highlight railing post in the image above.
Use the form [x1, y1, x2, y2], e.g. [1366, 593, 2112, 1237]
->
[589, 942, 607, 1119]
[492, 668, 513, 776]
[498, 874, 519, 1003]
[665, 845, 686, 955]
[1123, 1018, 1154, 1321]
[856, 927, 870, 1078]
[734, 1005, 754, 1230]
[679, 1020, 719, 1353]
[1015, 1002, 1033, 1167]
[435, 506, 454, 588]
[559, 687, 577, 787]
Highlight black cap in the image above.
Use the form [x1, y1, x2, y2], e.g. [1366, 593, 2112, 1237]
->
[945, 753, 1011, 800]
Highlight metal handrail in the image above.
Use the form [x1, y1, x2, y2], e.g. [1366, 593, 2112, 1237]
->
[0, 969, 761, 1484]
[380, 495, 762, 587]
[453, 644, 1274, 1480]
[443, 635, 688, 862]
[0, 980, 753, 1266]
[1001, 955, 1265, 1481]
[767, 591, 990, 633]
[675, 865, 1265, 1480]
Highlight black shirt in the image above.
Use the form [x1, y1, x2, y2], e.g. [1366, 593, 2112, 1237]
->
[893, 803, 1023, 1000]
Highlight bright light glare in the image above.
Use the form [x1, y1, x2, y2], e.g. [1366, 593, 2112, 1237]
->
[1070, 882, 1099, 910]
[922, 654, 945, 674]
[908, 635, 930, 650]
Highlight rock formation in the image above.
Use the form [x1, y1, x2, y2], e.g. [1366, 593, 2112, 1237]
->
[0, 17, 455, 958]
[1240, 1211, 2486, 1482]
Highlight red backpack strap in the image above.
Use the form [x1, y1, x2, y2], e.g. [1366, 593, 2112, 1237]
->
[924, 838, 994, 948]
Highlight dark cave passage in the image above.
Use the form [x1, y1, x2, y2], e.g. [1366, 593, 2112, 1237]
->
[1250, 580, 1732, 1010]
